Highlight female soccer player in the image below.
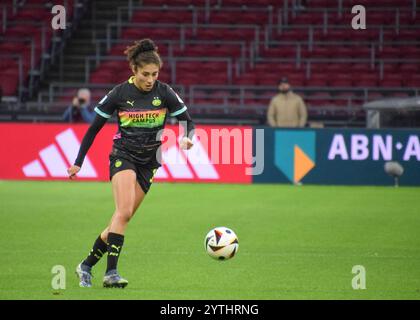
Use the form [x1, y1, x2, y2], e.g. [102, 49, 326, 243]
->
[68, 39, 195, 288]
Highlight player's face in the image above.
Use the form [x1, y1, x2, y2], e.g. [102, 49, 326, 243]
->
[134, 64, 159, 92]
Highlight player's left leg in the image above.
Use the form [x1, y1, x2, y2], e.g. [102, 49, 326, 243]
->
[99, 181, 144, 243]
[103, 170, 147, 288]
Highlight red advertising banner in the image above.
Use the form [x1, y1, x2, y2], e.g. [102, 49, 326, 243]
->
[0, 123, 252, 184]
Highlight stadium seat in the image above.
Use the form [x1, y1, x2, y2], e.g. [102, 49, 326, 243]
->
[377, 47, 402, 59]
[234, 74, 257, 85]
[404, 74, 420, 88]
[0, 73, 19, 96]
[354, 74, 379, 87]
[78, 0, 417, 125]
[305, 74, 327, 87]
[328, 74, 353, 87]
[379, 75, 403, 87]
[261, 46, 296, 59]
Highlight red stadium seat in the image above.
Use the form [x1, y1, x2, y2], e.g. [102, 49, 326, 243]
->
[291, 12, 323, 25]
[277, 29, 308, 42]
[287, 74, 306, 87]
[379, 75, 403, 87]
[306, 74, 329, 87]
[108, 44, 127, 56]
[403, 74, 420, 88]
[325, 63, 351, 74]
[307, 47, 332, 59]
[14, 8, 52, 21]
[351, 64, 374, 74]
[90, 70, 115, 84]
[142, 0, 206, 5]
[0, 73, 19, 96]
[100, 60, 126, 73]
[398, 63, 420, 73]
[72, 0, 415, 125]
[222, 0, 275, 6]
[234, 74, 257, 85]
[401, 47, 420, 59]
[328, 74, 353, 87]
[354, 74, 379, 87]
[377, 47, 402, 59]
[257, 73, 281, 86]
[262, 46, 296, 59]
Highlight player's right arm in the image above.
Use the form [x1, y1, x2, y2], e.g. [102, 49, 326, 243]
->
[67, 88, 119, 179]
[67, 115, 108, 179]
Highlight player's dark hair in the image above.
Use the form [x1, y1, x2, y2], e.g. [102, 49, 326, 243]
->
[124, 39, 162, 71]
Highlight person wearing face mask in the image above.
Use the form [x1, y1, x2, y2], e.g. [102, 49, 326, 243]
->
[267, 77, 307, 128]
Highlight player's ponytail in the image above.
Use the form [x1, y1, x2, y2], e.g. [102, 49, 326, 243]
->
[124, 38, 163, 71]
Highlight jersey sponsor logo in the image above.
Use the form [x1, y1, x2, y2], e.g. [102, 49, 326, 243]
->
[22, 128, 97, 178]
[119, 109, 166, 128]
[126, 100, 135, 107]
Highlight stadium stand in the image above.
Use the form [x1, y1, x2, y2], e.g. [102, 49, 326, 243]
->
[0, 0, 419, 127]
[0, 0, 82, 100]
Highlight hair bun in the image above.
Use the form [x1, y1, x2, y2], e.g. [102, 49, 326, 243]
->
[137, 39, 157, 54]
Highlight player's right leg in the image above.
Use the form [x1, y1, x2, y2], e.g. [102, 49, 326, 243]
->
[75, 233, 108, 287]
[75, 262, 93, 288]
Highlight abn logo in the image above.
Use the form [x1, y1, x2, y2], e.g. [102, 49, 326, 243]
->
[274, 131, 316, 183]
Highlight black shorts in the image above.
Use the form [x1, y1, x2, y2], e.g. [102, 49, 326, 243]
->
[109, 155, 159, 194]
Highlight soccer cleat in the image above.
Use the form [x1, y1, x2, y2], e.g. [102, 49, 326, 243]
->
[103, 270, 128, 288]
[75, 263, 93, 288]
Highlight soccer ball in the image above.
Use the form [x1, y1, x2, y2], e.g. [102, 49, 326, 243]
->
[204, 227, 239, 260]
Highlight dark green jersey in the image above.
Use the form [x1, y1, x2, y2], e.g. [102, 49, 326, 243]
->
[94, 77, 187, 164]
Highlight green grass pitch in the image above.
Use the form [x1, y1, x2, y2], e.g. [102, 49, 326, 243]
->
[0, 180, 419, 300]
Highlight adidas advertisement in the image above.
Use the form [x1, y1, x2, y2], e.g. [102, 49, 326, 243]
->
[0, 124, 253, 184]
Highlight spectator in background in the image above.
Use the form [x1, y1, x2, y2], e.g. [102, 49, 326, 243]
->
[267, 77, 307, 128]
[63, 88, 95, 123]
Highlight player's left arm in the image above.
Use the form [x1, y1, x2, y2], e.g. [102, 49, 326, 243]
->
[165, 85, 195, 150]
[175, 110, 195, 150]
